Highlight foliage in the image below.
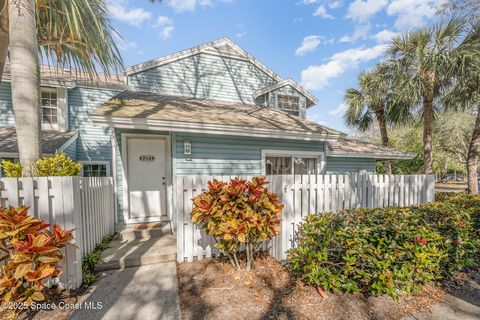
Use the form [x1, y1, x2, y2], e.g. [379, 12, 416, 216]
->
[288, 193, 480, 298]
[0, 206, 73, 318]
[81, 234, 114, 287]
[191, 177, 283, 271]
[0, 160, 23, 178]
[1, 153, 82, 177]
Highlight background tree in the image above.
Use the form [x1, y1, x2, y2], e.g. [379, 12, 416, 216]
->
[344, 63, 396, 174]
[387, 18, 468, 174]
[437, 0, 480, 21]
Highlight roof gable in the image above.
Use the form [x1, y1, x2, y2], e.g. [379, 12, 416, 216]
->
[125, 38, 282, 82]
[253, 79, 318, 107]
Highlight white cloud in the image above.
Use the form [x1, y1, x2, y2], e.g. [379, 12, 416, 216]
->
[387, 0, 445, 30]
[107, 0, 151, 26]
[302, 0, 318, 4]
[295, 35, 323, 56]
[346, 0, 388, 23]
[328, 0, 343, 9]
[373, 29, 398, 43]
[154, 15, 174, 39]
[166, 0, 225, 12]
[236, 31, 247, 38]
[313, 5, 334, 19]
[338, 23, 371, 43]
[301, 44, 387, 90]
[328, 102, 348, 116]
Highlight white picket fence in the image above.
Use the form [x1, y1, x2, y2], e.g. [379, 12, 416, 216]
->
[0, 176, 115, 289]
[176, 174, 436, 262]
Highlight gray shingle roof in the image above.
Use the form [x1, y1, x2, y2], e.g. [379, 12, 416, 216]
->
[327, 138, 414, 160]
[91, 90, 344, 138]
[2, 64, 125, 90]
[0, 128, 77, 155]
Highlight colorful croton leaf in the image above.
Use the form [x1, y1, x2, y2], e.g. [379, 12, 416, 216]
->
[0, 206, 73, 319]
[191, 177, 283, 271]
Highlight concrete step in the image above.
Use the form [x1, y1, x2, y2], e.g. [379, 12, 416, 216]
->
[96, 224, 177, 271]
[115, 223, 172, 242]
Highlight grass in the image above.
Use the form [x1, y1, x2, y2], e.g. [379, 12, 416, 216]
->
[81, 234, 115, 287]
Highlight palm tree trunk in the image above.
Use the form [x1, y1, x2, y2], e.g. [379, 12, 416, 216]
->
[423, 97, 434, 174]
[9, 0, 41, 173]
[0, 2, 8, 83]
[467, 105, 480, 194]
[375, 107, 392, 174]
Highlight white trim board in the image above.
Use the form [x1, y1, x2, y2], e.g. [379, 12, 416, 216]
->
[261, 149, 326, 175]
[120, 133, 173, 224]
[326, 151, 414, 160]
[91, 115, 345, 142]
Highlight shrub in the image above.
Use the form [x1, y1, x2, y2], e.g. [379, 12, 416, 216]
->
[0, 206, 73, 318]
[0, 159, 23, 178]
[191, 177, 283, 271]
[1, 153, 81, 177]
[288, 193, 480, 298]
[81, 234, 114, 287]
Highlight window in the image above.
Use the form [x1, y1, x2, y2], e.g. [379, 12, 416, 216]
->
[41, 88, 58, 125]
[82, 163, 110, 177]
[277, 94, 300, 116]
[263, 151, 323, 176]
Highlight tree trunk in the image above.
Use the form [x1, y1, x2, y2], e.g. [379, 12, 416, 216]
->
[0, 1, 8, 83]
[467, 105, 480, 194]
[423, 97, 434, 174]
[375, 107, 392, 174]
[9, 0, 41, 174]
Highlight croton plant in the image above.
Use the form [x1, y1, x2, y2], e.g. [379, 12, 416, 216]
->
[0, 206, 73, 318]
[191, 177, 283, 271]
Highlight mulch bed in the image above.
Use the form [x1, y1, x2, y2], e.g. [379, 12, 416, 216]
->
[177, 255, 447, 320]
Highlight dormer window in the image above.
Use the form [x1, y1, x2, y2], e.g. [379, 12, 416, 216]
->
[277, 94, 299, 116]
[41, 88, 58, 128]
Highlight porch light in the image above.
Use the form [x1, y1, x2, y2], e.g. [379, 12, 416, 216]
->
[184, 140, 191, 155]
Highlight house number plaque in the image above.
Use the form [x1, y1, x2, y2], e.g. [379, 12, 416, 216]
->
[139, 155, 155, 162]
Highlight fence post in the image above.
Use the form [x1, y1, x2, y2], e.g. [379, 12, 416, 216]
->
[426, 174, 435, 202]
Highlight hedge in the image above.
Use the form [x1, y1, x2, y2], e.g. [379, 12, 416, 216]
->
[288, 192, 480, 298]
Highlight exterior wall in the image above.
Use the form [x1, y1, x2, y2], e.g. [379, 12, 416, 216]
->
[68, 86, 119, 164]
[62, 140, 77, 160]
[173, 132, 325, 176]
[325, 157, 376, 174]
[128, 53, 276, 105]
[0, 82, 15, 127]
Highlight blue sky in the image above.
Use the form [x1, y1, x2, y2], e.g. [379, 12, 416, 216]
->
[107, 0, 444, 132]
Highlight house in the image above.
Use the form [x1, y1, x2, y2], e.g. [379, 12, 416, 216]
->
[0, 38, 412, 227]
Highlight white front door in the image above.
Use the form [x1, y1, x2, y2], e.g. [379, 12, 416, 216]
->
[127, 137, 168, 222]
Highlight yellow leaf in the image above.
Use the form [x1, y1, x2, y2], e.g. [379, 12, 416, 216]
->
[31, 291, 44, 302]
[238, 233, 246, 243]
[14, 263, 31, 279]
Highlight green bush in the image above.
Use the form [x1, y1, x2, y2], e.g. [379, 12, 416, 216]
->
[288, 193, 480, 298]
[1, 153, 81, 177]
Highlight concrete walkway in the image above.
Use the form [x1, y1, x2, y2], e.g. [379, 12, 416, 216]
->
[69, 224, 181, 320]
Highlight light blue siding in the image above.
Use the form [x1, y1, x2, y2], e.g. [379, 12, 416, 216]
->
[0, 82, 15, 127]
[128, 53, 276, 105]
[68, 87, 119, 163]
[325, 157, 376, 174]
[174, 133, 325, 176]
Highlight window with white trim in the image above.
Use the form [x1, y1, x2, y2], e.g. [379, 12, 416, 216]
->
[277, 94, 300, 116]
[82, 162, 110, 177]
[41, 88, 58, 126]
[263, 151, 324, 175]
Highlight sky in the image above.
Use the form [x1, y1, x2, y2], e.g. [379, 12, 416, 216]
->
[107, 0, 445, 133]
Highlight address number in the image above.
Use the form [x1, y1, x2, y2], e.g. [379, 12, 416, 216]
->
[139, 155, 155, 162]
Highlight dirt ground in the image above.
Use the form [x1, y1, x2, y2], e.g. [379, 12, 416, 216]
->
[177, 255, 450, 320]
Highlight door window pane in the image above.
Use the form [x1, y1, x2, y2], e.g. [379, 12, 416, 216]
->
[265, 156, 292, 175]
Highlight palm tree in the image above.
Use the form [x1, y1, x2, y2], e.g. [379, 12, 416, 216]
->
[442, 23, 480, 193]
[8, 0, 41, 170]
[387, 18, 468, 174]
[4, 0, 124, 173]
[344, 63, 395, 174]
